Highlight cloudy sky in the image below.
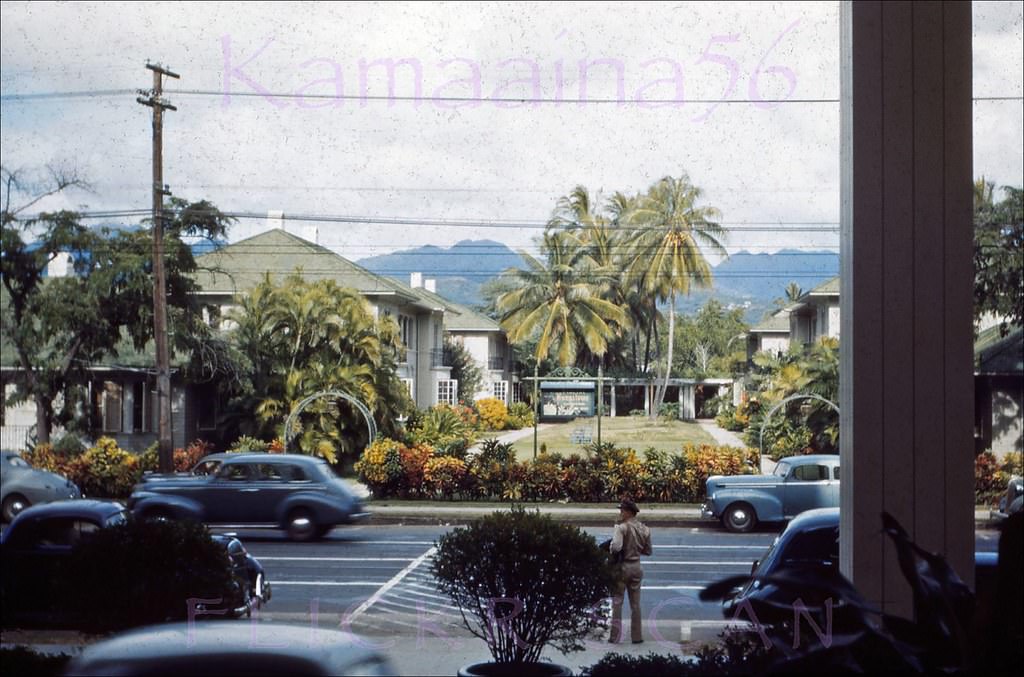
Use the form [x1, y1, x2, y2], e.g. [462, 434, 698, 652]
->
[1, 1, 1021, 265]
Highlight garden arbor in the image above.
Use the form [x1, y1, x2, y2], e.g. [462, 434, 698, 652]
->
[283, 390, 378, 453]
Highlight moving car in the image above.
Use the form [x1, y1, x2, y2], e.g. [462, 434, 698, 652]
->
[701, 454, 840, 532]
[1, 449, 82, 522]
[64, 621, 396, 676]
[128, 453, 369, 541]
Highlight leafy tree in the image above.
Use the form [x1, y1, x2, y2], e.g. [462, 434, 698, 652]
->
[624, 174, 726, 418]
[671, 299, 749, 378]
[974, 179, 1023, 335]
[1, 165, 230, 443]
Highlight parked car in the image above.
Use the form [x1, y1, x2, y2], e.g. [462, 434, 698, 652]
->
[128, 453, 370, 541]
[1, 449, 82, 522]
[207, 533, 272, 618]
[991, 476, 1023, 522]
[701, 454, 840, 532]
[722, 507, 841, 623]
[64, 621, 396, 676]
[1, 500, 128, 625]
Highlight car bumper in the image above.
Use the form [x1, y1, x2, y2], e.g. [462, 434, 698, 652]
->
[701, 504, 717, 519]
[347, 511, 371, 523]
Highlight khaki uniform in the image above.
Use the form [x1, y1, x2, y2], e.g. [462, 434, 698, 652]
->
[609, 518, 652, 643]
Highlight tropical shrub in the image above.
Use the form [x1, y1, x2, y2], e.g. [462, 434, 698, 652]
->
[658, 402, 679, 420]
[22, 444, 76, 478]
[681, 444, 757, 501]
[229, 435, 269, 452]
[432, 508, 614, 663]
[398, 443, 435, 496]
[976, 451, 1022, 506]
[476, 397, 509, 431]
[506, 401, 535, 429]
[353, 438, 404, 496]
[68, 437, 142, 498]
[422, 456, 468, 498]
[409, 404, 476, 457]
[52, 433, 87, 457]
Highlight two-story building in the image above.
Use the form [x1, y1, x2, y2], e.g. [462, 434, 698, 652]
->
[192, 227, 457, 410]
[787, 276, 841, 345]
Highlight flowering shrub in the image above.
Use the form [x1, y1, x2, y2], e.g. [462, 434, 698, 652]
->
[681, 444, 757, 500]
[22, 443, 76, 478]
[476, 398, 509, 431]
[69, 437, 142, 498]
[976, 450, 1022, 506]
[229, 435, 269, 452]
[409, 405, 476, 458]
[354, 438, 404, 496]
[360, 437, 757, 503]
[423, 456, 468, 498]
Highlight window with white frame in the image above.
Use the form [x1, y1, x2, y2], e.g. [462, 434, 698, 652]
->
[402, 378, 414, 399]
[398, 314, 413, 348]
[491, 380, 508, 403]
[437, 379, 458, 406]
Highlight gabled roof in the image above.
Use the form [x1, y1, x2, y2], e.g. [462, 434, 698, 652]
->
[192, 229, 432, 309]
[975, 325, 1023, 375]
[749, 314, 791, 334]
[443, 300, 500, 332]
[789, 276, 840, 311]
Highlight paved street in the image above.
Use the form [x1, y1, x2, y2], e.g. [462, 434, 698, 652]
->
[219, 523, 1001, 641]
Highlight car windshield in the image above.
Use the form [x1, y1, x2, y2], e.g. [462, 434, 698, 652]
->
[774, 462, 791, 478]
[759, 525, 839, 574]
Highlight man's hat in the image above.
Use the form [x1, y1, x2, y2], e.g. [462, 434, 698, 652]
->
[618, 499, 639, 515]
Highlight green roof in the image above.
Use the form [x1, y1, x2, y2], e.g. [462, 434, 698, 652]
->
[442, 300, 500, 332]
[192, 229, 426, 306]
[808, 276, 840, 296]
[749, 314, 790, 333]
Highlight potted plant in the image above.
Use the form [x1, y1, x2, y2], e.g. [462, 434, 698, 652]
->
[432, 507, 615, 676]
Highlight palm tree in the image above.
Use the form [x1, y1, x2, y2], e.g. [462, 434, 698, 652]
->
[785, 282, 803, 302]
[624, 174, 726, 418]
[497, 230, 626, 367]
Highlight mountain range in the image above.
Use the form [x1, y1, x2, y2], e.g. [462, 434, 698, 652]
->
[358, 240, 839, 321]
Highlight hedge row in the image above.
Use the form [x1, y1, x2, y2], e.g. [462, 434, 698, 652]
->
[355, 439, 758, 502]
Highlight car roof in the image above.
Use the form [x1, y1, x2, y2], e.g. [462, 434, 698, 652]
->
[784, 507, 841, 531]
[219, 453, 321, 464]
[777, 454, 841, 464]
[9, 499, 126, 522]
[65, 621, 391, 675]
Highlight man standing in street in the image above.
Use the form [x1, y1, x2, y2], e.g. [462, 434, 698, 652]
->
[609, 499, 652, 643]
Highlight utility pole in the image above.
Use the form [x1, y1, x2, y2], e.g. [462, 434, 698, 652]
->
[137, 63, 179, 473]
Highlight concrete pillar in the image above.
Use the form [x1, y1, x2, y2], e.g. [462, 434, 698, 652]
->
[610, 386, 617, 417]
[644, 384, 651, 417]
[677, 386, 684, 420]
[840, 1, 974, 615]
[680, 384, 695, 421]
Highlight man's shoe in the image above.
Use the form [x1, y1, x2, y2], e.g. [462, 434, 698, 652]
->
[632, 640, 644, 644]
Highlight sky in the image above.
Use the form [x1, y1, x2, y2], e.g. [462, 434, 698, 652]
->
[1, 1, 1021, 266]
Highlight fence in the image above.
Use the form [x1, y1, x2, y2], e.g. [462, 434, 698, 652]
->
[0, 425, 33, 451]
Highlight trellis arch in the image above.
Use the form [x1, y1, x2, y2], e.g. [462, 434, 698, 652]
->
[758, 393, 840, 462]
[283, 390, 378, 452]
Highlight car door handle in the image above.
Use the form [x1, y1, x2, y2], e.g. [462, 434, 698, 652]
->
[240, 488, 260, 493]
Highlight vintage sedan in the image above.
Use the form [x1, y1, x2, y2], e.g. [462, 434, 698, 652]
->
[128, 453, 369, 541]
[701, 454, 840, 532]
[1, 449, 82, 522]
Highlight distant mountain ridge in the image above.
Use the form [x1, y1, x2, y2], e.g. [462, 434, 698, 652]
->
[359, 242, 839, 320]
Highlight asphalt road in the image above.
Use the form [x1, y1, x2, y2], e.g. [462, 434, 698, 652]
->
[213, 524, 1002, 643]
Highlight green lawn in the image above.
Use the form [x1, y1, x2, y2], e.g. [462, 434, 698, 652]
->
[509, 416, 717, 461]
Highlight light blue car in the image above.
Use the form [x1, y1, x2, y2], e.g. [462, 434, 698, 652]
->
[1, 450, 82, 522]
[701, 454, 840, 532]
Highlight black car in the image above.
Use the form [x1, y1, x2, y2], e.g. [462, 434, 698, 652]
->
[1, 500, 129, 624]
[722, 507, 841, 624]
[208, 533, 272, 618]
[128, 453, 369, 541]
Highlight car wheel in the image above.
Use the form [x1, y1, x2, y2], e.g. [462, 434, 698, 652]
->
[2, 494, 30, 522]
[286, 508, 318, 542]
[723, 503, 757, 533]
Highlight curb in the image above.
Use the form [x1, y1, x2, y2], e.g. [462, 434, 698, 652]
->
[367, 513, 710, 528]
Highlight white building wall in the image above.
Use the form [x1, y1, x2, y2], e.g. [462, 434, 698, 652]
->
[761, 336, 790, 354]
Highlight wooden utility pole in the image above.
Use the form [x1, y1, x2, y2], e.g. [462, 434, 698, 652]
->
[137, 63, 179, 472]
